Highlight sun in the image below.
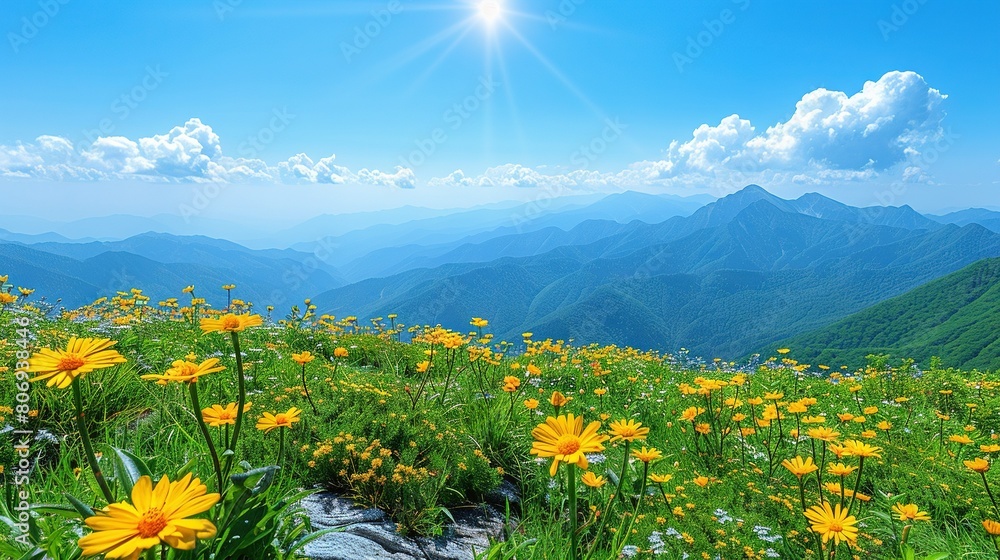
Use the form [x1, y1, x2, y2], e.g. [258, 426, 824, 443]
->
[478, 0, 503, 24]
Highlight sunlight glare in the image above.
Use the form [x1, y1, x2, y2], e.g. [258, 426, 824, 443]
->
[478, 0, 502, 24]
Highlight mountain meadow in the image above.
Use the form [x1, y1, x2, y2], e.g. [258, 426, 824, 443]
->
[3, 186, 1000, 559]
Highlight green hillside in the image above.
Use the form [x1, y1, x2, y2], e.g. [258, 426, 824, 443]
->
[315, 192, 1000, 359]
[767, 257, 1000, 371]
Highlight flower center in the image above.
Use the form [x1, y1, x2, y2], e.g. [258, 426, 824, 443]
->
[275, 414, 289, 425]
[556, 435, 581, 455]
[222, 316, 241, 330]
[57, 353, 86, 371]
[136, 508, 168, 538]
[829, 522, 843, 533]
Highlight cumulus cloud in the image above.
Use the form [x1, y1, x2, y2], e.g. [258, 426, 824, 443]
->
[430, 71, 948, 191]
[429, 164, 577, 189]
[0, 118, 416, 189]
[745, 70, 946, 170]
[0, 71, 948, 193]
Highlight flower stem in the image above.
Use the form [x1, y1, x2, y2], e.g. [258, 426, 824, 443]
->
[277, 426, 286, 467]
[224, 331, 246, 481]
[982, 472, 1000, 519]
[839, 474, 845, 509]
[848, 457, 865, 517]
[637, 462, 649, 512]
[818, 442, 827, 504]
[567, 464, 579, 560]
[72, 378, 114, 504]
[589, 443, 629, 557]
[301, 364, 318, 414]
[613, 441, 630, 505]
[798, 479, 807, 512]
[800, 480, 824, 557]
[188, 381, 224, 493]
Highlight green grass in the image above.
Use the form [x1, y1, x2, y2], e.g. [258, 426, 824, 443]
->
[768, 257, 1000, 372]
[1, 294, 1000, 559]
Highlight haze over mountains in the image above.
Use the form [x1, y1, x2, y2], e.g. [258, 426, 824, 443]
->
[0, 191, 709, 308]
[310, 186, 1000, 360]
[3, 185, 1000, 368]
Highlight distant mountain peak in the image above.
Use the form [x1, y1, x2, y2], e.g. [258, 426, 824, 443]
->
[722, 185, 784, 204]
[689, 185, 792, 227]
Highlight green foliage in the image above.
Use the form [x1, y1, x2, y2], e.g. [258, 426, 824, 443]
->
[773, 257, 1000, 371]
[300, 371, 501, 535]
[4, 282, 1000, 558]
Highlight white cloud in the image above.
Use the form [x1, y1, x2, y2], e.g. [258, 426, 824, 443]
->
[430, 71, 948, 192]
[0, 117, 416, 189]
[669, 114, 756, 173]
[84, 136, 151, 175]
[745, 71, 946, 170]
[0, 71, 948, 194]
[135, 118, 221, 178]
[429, 164, 577, 189]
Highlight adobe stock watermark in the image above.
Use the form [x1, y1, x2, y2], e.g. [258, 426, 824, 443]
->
[417, 274, 463, 326]
[570, 118, 627, 169]
[398, 75, 498, 169]
[238, 107, 295, 158]
[269, 236, 341, 309]
[673, 0, 750, 73]
[178, 107, 295, 222]
[7, 0, 69, 53]
[872, 129, 958, 208]
[79, 65, 169, 152]
[545, 0, 587, 30]
[510, 117, 627, 230]
[846, 128, 959, 244]
[9, 314, 35, 546]
[341, 0, 403, 63]
[105, 266, 137, 296]
[878, 0, 929, 41]
[178, 176, 229, 224]
[213, 0, 243, 21]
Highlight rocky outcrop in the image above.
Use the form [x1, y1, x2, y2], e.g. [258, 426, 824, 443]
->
[300, 492, 513, 560]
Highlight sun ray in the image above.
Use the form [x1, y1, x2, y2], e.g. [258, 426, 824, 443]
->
[342, 0, 616, 172]
[482, 27, 495, 158]
[357, 18, 475, 86]
[502, 21, 611, 123]
[405, 24, 479, 94]
[502, 9, 611, 34]
[228, 3, 463, 17]
[493, 34, 526, 158]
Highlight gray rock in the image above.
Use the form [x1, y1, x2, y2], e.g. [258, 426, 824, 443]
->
[300, 492, 389, 529]
[303, 531, 417, 560]
[301, 493, 511, 560]
[412, 505, 508, 560]
[346, 523, 426, 557]
[485, 480, 520, 508]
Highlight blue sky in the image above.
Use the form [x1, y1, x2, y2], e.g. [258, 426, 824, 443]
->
[1, 0, 998, 219]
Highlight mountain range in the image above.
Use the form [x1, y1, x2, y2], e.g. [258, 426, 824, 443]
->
[310, 186, 1000, 360]
[0, 233, 344, 310]
[2, 185, 999, 368]
[0, 191, 708, 310]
